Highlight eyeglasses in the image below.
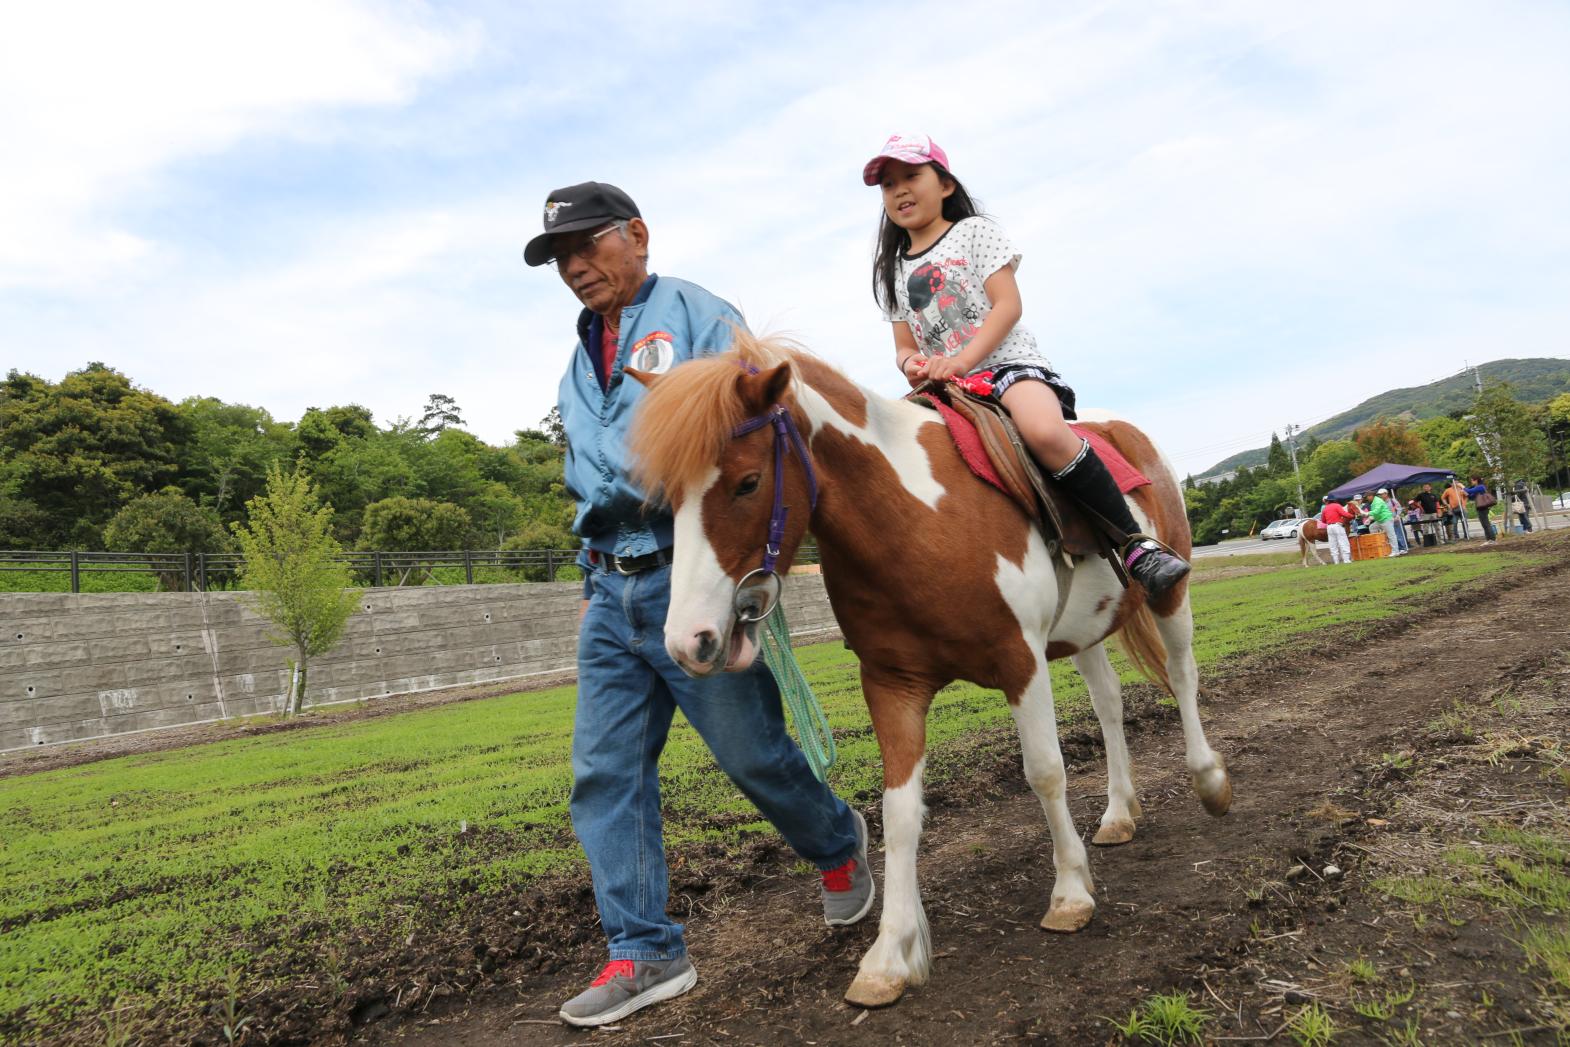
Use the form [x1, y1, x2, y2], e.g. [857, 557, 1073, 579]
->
[548, 221, 628, 269]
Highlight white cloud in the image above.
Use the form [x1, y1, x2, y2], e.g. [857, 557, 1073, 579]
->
[0, 1, 476, 289]
[2, 0, 1567, 481]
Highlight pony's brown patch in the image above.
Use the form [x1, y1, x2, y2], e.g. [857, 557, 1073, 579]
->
[792, 354, 869, 428]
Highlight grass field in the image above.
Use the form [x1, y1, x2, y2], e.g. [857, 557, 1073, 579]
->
[0, 547, 1533, 1040]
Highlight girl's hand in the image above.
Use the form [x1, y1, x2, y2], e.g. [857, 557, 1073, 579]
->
[923, 355, 965, 382]
[902, 354, 929, 387]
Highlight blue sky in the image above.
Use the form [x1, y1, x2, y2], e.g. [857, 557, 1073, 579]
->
[3, 0, 1568, 476]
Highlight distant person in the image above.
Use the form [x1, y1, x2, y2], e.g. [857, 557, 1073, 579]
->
[1464, 475, 1498, 544]
[1319, 497, 1355, 564]
[1365, 488, 1405, 557]
[1439, 479, 1467, 541]
[1511, 483, 1533, 533]
[523, 181, 872, 1027]
[1387, 488, 1411, 554]
[1345, 495, 1368, 535]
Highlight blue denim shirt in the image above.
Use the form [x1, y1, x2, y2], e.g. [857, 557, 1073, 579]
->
[557, 274, 745, 574]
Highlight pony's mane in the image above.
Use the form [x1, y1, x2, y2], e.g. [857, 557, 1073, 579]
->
[630, 331, 805, 500]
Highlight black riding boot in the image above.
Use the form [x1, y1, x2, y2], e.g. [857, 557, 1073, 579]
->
[1052, 438, 1190, 596]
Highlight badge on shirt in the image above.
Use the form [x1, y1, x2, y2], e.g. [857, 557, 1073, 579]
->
[630, 332, 676, 374]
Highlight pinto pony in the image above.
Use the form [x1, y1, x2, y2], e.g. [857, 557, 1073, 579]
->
[628, 335, 1231, 1009]
[1297, 519, 1331, 566]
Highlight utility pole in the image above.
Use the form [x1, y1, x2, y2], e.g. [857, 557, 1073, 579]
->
[1284, 423, 1307, 515]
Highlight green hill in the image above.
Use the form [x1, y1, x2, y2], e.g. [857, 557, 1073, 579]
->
[1199, 357, 1570, 478]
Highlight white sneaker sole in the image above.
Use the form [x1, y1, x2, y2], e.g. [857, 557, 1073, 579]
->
[558, 966, 698, 1028]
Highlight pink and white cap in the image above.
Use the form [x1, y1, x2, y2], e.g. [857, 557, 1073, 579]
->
[862, 133, 951, 185]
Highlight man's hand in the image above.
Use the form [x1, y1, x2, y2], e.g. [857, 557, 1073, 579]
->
[579, 598, 590, 622]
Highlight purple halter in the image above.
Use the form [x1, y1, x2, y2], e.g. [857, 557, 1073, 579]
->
[728, 402, 819, 622]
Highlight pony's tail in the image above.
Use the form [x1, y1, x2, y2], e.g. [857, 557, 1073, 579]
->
[1114, 601, 1172, 695]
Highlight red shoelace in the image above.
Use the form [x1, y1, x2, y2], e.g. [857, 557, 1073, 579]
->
[591, 959, 635, 986]
[820, 857, 858, 892]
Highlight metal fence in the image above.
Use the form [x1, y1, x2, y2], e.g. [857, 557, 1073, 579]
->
[0, 543, 822, 593]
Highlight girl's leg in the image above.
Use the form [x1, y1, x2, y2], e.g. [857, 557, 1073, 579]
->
[998, 378, 1189, 596]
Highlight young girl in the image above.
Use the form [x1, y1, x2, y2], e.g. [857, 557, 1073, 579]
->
[863, 133, 1189, 595]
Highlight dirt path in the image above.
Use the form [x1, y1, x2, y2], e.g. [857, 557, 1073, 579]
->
[372, 537, 1570, 1046]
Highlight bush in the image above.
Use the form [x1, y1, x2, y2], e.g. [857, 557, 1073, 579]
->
[103, 488, 232, 590]
[503, 521, 578, 582]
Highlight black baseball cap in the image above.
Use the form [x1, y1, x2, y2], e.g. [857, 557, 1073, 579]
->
[523, 182, 641, 267]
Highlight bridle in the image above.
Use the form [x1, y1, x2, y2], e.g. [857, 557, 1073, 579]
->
[727, 402, 818, 624]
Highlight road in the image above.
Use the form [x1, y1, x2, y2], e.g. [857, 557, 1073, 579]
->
[1192, 508, 1570, 558]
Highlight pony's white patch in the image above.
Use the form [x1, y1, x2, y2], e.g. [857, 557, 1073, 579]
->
[858, 757, 932, 987]
[795, 381, 946, 512]
[1048, 559, 1123, 650]
[990, 530, 1059, 641]
[666, 466, 738, 668]
[993, 538, 1098, 914]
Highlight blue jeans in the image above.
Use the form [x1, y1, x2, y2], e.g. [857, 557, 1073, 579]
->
[570, 564, 858, 961]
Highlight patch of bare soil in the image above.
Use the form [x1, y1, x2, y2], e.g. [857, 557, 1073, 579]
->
[356, 535, 1570, 1047]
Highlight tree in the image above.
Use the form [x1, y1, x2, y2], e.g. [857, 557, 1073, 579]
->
[1414, 415, 1473, 475]
[1466, 381, 1549, 491]
[418, 393, 465, 436]
[1348, 418, 1426, 476]
[1266, 433, 1290, 476]
[232, 466, 360, 716]
[503, 520, 578, 581]
[1302, 439, 1360, 497]
[358, 497, 471, 551]
[176, 397, 293, 522]
[103, 487, 232, 590]
[0, 363, 191, 547]
[535, 407, 566, 448]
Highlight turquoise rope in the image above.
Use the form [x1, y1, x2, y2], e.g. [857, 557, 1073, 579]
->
[760, 604, 837, 781]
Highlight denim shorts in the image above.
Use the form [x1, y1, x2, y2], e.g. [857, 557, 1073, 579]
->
[988, 363, 1078, 420]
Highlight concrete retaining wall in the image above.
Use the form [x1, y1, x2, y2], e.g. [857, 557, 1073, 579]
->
[0, 574, 838, 753]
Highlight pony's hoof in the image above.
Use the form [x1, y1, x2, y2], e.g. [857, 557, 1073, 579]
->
[1040, 898, 1095, 933]
[845, 972, 906, 1009]
[1193, 762, 1233, 817]
[1092, 819, 1136, 846]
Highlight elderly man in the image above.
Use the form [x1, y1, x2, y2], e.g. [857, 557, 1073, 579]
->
[524, 182, 872, 1028]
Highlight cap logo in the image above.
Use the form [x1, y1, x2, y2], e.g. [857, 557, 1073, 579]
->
[544, 200, 572, 224]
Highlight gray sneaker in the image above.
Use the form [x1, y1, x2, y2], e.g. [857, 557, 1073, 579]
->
[558, 956, 697, 1028]
[821, 808, 876, 926]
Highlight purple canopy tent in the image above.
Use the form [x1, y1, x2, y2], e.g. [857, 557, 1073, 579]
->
[1326, 462, 1457, 502]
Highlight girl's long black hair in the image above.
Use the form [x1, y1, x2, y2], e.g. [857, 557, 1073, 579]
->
[872, 163, 982, 313]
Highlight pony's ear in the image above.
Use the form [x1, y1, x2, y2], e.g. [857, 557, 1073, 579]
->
[737, 362, 792, 413]
[625, 367, 658, 388]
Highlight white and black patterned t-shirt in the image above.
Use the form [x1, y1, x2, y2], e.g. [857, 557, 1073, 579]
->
[883, 216, 1050, 373]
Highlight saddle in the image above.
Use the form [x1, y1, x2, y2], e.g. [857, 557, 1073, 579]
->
[910, 381, 1141, 585]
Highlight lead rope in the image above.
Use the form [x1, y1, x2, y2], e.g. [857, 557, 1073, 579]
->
[759, 603, 837, 782]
